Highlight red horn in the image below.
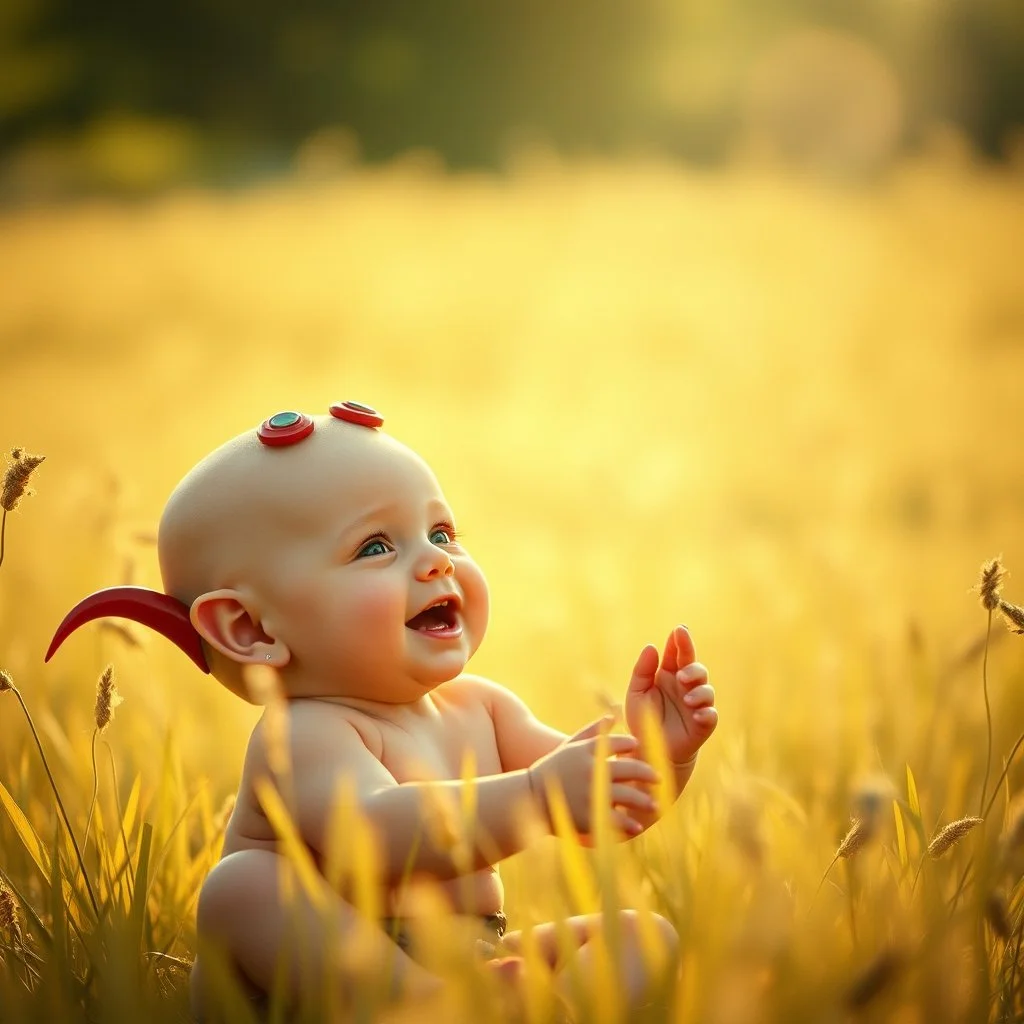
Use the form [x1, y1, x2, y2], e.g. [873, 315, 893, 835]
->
[45, 586, 210, 674]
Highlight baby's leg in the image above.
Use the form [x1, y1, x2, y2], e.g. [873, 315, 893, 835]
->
[500, 910, 678, 1016]
[190, 848, 442, 1020]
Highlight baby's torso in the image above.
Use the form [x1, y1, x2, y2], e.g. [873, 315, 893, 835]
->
[222, 679, 505, 917]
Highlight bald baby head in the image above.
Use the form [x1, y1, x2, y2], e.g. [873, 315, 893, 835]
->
[157, 414, 425, 605]
[47, 404, 488, 705]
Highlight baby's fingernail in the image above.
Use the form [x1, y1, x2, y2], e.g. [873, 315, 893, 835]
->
[683, 692, 698, 704]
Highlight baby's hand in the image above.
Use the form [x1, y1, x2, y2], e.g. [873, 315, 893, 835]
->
[527, 716, 660, 837]
[624, 625, 718, 767]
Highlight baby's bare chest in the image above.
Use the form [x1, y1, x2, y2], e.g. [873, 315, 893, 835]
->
[376, 707, 501, 783]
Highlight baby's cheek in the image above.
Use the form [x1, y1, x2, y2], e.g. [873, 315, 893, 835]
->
[458, 563, 490, 643]
[348, 578, 407, 633]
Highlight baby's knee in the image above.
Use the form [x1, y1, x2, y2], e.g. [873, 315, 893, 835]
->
[617, 909, 679, 957]
[196, 849, 282, 940]
[192, 851, 284, 1020]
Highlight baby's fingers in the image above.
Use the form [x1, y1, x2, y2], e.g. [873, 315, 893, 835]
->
[676, 662, 709, 688]
[610, 784, 657, 813]
[609, 757, 660, 785]
[682, 683, 715, 708]
[586, 734, 640, 757]
[568, 713, 616, 743]
[610, 810, 645, 837]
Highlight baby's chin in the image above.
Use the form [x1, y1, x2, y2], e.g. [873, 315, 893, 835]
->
[404, 648, 473, 688]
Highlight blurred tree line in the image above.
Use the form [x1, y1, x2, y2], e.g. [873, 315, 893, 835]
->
[1, 0, 1022, 192]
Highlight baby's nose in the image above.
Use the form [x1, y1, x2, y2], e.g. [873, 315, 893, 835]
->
[417, 547, 455, 579]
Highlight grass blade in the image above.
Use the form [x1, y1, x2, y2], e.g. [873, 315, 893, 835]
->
[129, 822, 153, 956]
[0, 779, 50, 880]
[893, 799, 909, 870]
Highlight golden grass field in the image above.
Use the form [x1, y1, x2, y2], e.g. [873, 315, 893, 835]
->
[1, 151, 1024, 1022]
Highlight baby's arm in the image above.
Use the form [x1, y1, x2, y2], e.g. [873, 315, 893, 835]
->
[458, 675, 659, 842]
[279, 711, 538, 883]
[458, 675, 570, 771]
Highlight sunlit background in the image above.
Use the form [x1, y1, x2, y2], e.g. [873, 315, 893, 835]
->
[1, 1, 1024, 1020]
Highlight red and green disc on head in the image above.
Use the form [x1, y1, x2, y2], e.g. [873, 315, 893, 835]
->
[46, 400, 385, 671]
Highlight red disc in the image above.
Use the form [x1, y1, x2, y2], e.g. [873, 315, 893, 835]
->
[258, 411, 315, 446]
[329, 401, 384, 429]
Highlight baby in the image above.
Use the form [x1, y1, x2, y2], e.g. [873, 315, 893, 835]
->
[46, 403, 718, 1021]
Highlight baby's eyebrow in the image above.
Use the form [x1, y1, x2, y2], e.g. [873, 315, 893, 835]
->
[335, 503, 400, 540]
[335, 499, 453, 541]
[427, 499, 455, 519]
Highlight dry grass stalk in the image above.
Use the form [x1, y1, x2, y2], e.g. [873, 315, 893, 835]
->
[421, 787, 461, 855]
[999, 600, 1024, 635]
[978, 559, 1006, 816]
[999, 799, 1024, 858]
[213, 793, 236, 835]
[593, 688, 622, 722]
[979, 558, 1007, 611]
[86, 665, 125, 869]
[940, 627, 1008, 681]
[986, 891, 1012, 940]
[93, 664, 123, 732]
[817, 817, 874, 894]
[927, 817, 983, 858]
[243, 665, 293, 814]
[0, 669, 100, 915]
[1, 448, 45, 513]
[845, 948, 905, 1010]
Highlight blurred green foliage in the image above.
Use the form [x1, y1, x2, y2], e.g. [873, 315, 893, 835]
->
[0, 0, 1022, 191]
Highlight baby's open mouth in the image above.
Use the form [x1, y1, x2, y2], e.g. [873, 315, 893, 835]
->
[405, 598, 461, 634]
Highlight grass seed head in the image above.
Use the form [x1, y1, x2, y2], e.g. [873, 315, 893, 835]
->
[838, 817, 873, 859]
[927, 817, 983, 858]
[93, 664, 123, 731]
[0, 883, 16, 930]
[0, 669, 11, 693]
[0, 882, 22, 947]
[1, 449, 45, 513]
[979, 558, 1007, 611]
[999, 600, 1024, 635]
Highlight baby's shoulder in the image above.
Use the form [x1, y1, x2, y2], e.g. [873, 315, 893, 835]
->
[433, 673, 507, 717]
[245, 698, 383, 771]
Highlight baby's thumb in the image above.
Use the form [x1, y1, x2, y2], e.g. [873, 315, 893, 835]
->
[568, 713, 615, 743]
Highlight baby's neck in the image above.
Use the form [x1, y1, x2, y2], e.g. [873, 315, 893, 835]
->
[298, 691, 440, 725]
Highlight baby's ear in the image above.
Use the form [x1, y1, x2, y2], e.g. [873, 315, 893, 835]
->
[190, 589, 289, 667]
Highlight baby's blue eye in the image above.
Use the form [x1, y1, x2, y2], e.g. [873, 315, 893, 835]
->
[429, 528, 454, 545]
[357, 538, 390, 558]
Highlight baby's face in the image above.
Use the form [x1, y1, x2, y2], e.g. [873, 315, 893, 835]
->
[244, 428, 489, 703]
